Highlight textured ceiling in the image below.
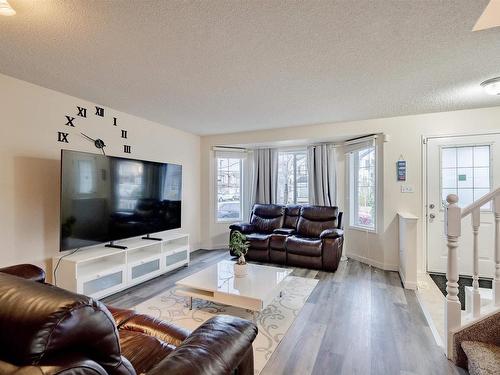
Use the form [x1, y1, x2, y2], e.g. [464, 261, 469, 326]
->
[1, 0, 499, 135]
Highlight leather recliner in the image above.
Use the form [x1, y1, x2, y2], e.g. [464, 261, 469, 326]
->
[230, 204, 344, 272]
[0, 264, 258, 375]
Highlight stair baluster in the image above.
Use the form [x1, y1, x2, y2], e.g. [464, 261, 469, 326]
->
[472, 208, 481, 318]
[445, 194, 462, 358]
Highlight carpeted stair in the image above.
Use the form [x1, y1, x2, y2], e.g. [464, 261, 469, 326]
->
[461, 341, 500, 375]
[452, 310, 500, 374]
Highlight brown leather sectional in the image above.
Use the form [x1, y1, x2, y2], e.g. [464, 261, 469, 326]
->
[0, 264, 257, 375]
[230, 204, 344, 272]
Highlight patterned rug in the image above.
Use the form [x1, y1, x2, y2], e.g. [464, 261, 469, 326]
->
[133, 272, 318, 374]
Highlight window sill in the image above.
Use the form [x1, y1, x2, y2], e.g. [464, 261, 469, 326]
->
[348, 225, 377, 234]
[216, 218, 242, 224]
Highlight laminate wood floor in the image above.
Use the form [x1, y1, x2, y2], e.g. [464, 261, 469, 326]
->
[103, 249, 466, 375]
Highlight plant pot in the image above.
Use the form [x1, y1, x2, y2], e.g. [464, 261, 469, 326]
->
[234, 262, 248, 278]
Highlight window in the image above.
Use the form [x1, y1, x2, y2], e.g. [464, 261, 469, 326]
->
[349, 146, 376, 230]
[77, 159, 96, 194]
[441, 145, 491, 209]
[216, 156, 243, 221]
[277, 150, 308, 204]
[116, 160, 144, 210]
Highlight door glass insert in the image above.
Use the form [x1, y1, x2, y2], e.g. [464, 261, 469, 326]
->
[441, 145, 491, 209]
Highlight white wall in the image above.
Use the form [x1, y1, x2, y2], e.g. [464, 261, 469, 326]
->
[200, 106, 500, 271]
[0, 73, 201, 274]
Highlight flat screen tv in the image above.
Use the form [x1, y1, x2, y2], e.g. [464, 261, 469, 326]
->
[60, 150, 182, 251]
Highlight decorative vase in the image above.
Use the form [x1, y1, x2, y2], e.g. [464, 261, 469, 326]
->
[234, 255, 247, 277]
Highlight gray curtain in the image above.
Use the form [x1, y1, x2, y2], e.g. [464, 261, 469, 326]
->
[307, 144, 336, 206]
[250, 148, 278, 206]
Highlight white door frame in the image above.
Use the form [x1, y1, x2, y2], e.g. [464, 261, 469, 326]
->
[421, 130, 500, 274]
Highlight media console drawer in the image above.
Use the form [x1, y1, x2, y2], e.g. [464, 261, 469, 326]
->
[166, 249, 188, 266]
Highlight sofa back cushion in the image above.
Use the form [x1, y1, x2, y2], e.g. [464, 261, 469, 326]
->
[250, 204, 285, 233]
[283, 205, 301, 229]
[296, 206, 339, 238]
[0, 273, 132, 374]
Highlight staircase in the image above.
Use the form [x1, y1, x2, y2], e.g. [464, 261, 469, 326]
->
[444, 189, 500, 373]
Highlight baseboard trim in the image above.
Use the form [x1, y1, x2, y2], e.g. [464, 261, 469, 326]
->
[415, 287, 444, 349]
[200, 244, 229, 251]
[346, 252, 398, 272]
[399, 270, 418, 290]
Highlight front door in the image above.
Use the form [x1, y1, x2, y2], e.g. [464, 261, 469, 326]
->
[426, 134, 499, 277]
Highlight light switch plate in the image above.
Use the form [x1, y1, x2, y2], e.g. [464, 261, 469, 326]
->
[401, 185, 414, 193]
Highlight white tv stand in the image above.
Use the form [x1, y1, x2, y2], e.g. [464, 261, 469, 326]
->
[52, 233, 189, 299]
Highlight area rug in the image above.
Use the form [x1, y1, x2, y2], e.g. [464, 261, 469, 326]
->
[132, 273, 318, 375]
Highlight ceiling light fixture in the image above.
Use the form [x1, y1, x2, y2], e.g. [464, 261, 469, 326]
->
[480, 77, 500, 95]
[0, 0, 16, 16]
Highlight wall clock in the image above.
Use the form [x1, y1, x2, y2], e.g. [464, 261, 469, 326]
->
[57, 105, 132, 155]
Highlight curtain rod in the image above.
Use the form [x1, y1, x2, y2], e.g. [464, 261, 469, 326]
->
[344, 134, 378, 144]
[212, 146, 248, 152]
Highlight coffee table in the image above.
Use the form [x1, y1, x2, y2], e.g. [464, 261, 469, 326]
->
[176, 260, 292, 316]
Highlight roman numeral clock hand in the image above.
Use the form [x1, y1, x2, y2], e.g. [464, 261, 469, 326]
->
[80, 132, 95, 142]
[80, 132, 106, 155]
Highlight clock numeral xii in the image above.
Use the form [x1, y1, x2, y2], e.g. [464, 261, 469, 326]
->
[124, 145, 131, 154]
[95, 106, 104, 117]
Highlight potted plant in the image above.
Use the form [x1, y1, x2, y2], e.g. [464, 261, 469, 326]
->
[229, 231, 249, 277]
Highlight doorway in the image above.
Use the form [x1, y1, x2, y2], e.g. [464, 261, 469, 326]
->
[425, 133, 499, 277]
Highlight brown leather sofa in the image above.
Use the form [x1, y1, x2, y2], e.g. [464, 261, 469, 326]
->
[230, 204, 344, 272]
[0, 264, 257, 375]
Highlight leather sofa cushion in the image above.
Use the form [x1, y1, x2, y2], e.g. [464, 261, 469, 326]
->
[301, 205, 338, 221]
[108, 306, 137, 327]
[122, 314, 189, 348]
[250, 204, 285, 233]
[296, 206, 339, 238]
[286, 236, 323, 257]
[246, 233, 271, 250]
[269, 234, 287, 251]
[253, 203, 284, 217]
[119, 330, 175, 374]
[273, 228, 295, 235]
[283, 205, 301, 229]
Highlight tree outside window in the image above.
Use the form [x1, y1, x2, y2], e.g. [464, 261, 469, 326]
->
[277, 150, 308, 205]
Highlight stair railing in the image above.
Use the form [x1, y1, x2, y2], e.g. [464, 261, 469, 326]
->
[444, 188, 500, 357]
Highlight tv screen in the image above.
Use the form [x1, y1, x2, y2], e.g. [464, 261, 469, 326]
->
[60, 150, 182, 251]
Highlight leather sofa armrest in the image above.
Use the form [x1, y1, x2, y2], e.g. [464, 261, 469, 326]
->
[229, 223, 255, 234]
[147, 315, 258, 375]
[0, 355, 110, 375]
[273, 228, 295, 235]
[320, 228, 344, 239]
[0, 273, 134, 375]
[0, 264, 46, 283]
